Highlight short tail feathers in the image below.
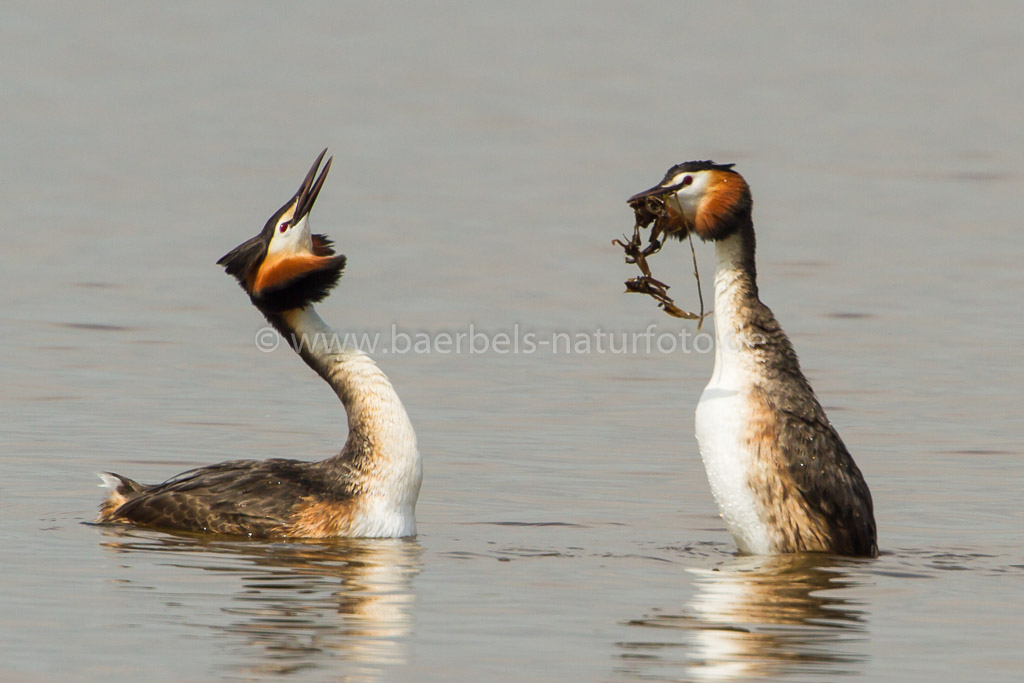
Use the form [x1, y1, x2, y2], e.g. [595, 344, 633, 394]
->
[96, 472, 146, 522]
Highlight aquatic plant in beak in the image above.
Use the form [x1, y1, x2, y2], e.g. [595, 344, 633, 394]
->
[615, 191, 709, 329]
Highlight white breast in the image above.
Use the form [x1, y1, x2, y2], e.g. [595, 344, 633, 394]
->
[349, 496, 420, 538]
[695, 377, 773, 555]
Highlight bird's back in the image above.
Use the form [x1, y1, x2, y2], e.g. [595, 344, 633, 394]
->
[97, 458, 359, 538]
[697, 297, 876, 556]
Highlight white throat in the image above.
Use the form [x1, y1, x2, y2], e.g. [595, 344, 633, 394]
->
[707, 234, 752, 389]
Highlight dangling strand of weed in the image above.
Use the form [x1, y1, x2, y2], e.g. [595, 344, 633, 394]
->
[687, 230, 708, 332]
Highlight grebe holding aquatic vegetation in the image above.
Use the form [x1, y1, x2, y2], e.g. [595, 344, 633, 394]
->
[622, 162, 876, 556]
[97, 150, 421, 538]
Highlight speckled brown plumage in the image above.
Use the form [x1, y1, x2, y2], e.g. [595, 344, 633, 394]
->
[98, 457, 361, 538]
[712, 225, 876, 556]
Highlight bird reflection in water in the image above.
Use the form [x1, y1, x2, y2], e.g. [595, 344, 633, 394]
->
[618, 553, 871, 681]
[99, 528, 421, 680]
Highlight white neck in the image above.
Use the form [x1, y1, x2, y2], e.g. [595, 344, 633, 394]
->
[280, 306, 422, 511]
[709, 233, 757, 389]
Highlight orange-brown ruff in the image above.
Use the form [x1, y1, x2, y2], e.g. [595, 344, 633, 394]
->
[629, 161, 877, 556]
[97, 150, 422, 538]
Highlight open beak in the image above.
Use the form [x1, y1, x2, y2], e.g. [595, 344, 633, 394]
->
[293, 148, 333, 224]
[218, 149, 341, 295]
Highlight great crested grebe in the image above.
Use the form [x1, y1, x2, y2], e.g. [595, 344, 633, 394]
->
[97, 150, 422, 538]
[629, 162, 877, 557]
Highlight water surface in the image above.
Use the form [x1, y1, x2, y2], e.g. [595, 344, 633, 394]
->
[3, 2, 1023, 680]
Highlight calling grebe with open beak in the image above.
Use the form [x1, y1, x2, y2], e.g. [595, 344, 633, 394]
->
[628, 162, 877, 557]
[97, 150, 422, 538]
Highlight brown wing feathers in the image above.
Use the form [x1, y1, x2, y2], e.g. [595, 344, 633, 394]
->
[100, 459, 357, 538]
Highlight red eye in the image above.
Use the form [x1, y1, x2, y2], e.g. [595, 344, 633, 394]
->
[279, 221, 290, 234]
[681, 176, 693, 187]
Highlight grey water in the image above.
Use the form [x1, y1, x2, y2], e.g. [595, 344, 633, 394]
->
[3, 2, 1023, 680]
